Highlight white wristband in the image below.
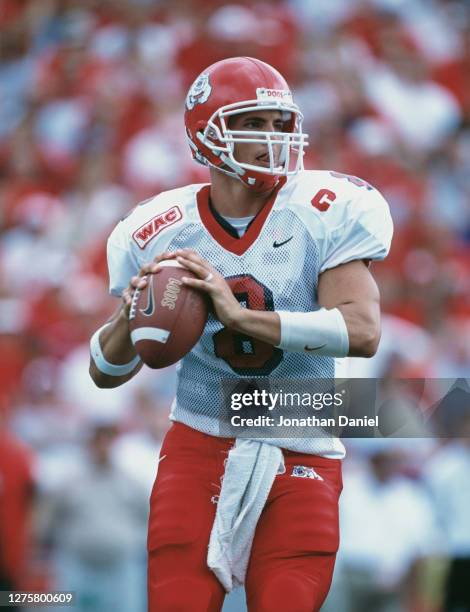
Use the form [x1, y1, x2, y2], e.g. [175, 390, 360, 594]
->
[276, 308, 349, 357]
[90, 323, 141, 376]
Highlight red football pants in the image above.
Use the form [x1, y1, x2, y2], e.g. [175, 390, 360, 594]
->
[148, 422, 342, 612]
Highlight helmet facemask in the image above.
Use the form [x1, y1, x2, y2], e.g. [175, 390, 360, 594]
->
[192, 97, 308, 185]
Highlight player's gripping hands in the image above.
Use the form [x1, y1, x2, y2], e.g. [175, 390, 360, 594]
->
[122, 248, 282, 349]
[121, 251, 180, 315]
[174, 248, 283, 346]
[173, 250, 244, 325]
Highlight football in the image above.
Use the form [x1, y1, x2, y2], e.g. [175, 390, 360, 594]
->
[129, 260, 209, 368]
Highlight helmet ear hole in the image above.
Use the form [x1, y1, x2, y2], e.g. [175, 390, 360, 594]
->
[195, 119, 206, 134]
[196, 119, 218, 144]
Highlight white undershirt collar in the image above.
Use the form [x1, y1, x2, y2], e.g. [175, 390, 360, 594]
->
[221, 214, 255, 237]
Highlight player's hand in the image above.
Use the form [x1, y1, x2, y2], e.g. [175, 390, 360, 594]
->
[121, 251, 177, 317]
[173, 248, 243, 328]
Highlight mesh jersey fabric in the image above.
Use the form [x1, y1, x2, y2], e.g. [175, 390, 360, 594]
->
[106, 171, 393, 459]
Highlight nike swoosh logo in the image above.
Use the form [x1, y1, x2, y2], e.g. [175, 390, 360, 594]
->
[140, 276, 155, 317]
[273, 236, 293, 248]
[304, 343, 327, 352]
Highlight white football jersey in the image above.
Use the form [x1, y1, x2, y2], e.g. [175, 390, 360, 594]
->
[107, 170, 393, 458]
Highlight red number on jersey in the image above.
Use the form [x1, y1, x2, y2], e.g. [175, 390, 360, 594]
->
[311, 189, 337, 212]
[329, 171, 373, 190]
[213, 275, 283, 375]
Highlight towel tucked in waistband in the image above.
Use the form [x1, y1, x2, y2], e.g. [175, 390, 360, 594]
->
[207, 439, 285, 592]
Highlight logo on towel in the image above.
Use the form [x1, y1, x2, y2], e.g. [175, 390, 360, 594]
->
[291, 466, 324, 481]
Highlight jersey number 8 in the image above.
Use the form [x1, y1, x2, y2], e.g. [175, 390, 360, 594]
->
[212, 275, 283, 376]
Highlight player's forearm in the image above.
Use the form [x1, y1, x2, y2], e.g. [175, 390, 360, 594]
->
[89, 308, 142, 388]
[230, 309, 281, 346]
[336, 301, 381, 357]
[100, 308, 138, 360]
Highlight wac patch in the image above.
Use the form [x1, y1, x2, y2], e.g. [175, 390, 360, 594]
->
[132, 206, 182, 249]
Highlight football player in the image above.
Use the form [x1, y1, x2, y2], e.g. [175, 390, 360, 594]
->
[90, 57, 393, 611]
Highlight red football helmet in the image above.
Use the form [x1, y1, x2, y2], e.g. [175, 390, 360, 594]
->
[184, 57, 308, 193]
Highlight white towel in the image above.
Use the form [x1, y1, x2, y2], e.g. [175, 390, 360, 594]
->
[207, 439, 285, 592]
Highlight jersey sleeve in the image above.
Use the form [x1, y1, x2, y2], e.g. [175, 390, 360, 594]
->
[319, 187, 393, 273]
[106, 220, 140, 298]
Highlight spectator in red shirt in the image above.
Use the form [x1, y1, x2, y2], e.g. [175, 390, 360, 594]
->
[0, 399, 36, 601]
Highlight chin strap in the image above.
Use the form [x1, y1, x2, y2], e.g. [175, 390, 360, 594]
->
[218, 152, 246, 176]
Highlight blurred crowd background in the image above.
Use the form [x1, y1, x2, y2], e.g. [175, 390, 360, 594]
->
[1, 0, 469, 610]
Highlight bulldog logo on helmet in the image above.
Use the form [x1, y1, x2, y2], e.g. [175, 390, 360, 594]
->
[186, 73, 212, 110]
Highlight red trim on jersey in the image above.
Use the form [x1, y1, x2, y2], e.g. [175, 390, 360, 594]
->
[196, 177, 287, 255]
